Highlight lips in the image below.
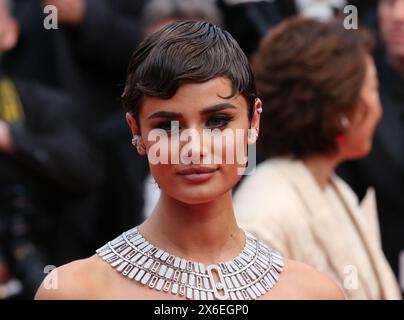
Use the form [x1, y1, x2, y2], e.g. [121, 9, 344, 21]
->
[176, 166, 219, 183]
[177, 166, 219, 175]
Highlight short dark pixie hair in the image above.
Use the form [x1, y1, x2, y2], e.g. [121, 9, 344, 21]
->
[253, 17, 375, 159]
[122, 20, 257, 124]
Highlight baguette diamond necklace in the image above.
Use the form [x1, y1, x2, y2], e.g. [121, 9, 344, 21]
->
[96, 227, 283, 300]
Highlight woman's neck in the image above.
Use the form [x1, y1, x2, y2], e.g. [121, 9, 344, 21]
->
[138, 190, 245, 264]
[303, 153, 341, 190]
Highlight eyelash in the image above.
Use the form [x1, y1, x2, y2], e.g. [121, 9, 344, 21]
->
[153, 115, 234, 132]
[206, 114, 234, 129]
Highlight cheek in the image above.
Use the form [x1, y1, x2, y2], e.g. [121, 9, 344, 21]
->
[344, 133, 370, 158]
[148, 163, 173, 188]
[366, 99, 383, 130]
[145, 132, 186, 165]
[218, 165, 243, 196]
[210, 130, 248, 165]
[345, 113, 379, 156]
[373, 106, 383, 127]
[145, 135, 177, 187]
[357, 89, 382, 133]
[216, 132, 249, 185]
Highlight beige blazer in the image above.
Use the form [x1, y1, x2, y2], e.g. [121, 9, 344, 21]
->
[234, 158, 401, 300]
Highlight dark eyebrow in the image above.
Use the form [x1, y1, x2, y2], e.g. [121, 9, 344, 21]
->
[147, 111, 182, 120]
[200, 103, 237, 115]
[147, 103, 237, 120]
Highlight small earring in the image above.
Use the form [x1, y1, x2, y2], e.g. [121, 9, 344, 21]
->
[132, 135, 140, 146]
[340, 116, 350, 129]
[257, 107, 263, 114]
[336, 134, 347, 147]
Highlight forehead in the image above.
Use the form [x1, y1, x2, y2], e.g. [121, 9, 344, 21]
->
[140, 77, 247, 118]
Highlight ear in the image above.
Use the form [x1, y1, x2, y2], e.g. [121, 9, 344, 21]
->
[1, 18, 19, 51]
[248, 98, 262, 144]
[126, 112, 147, 156]
[126, 112, 140, 136]
[251, 98, 262, 130]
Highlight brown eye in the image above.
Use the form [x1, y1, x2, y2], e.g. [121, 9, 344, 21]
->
[205, 115, 234, 129]
[155, 121, 181, 133]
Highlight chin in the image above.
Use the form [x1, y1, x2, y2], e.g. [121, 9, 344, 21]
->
[172, 190, 221, 205]
[348, 144, 372, 160]
[169, 179, 231, 205]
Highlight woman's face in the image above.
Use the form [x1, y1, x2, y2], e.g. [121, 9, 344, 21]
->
[127, 77, 261, 204]
[343, 54, 382, 159]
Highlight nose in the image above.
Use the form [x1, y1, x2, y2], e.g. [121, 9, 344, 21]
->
[182, 128, 209, 164]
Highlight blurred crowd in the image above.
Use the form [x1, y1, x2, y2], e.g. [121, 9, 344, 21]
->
[0, 0, 403, 300]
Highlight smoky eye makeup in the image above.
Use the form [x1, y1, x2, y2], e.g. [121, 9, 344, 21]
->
[147, 101, 239, 132]
[150, 113, 235, 132]
[152, 120, 181, 133]
[205, 113, 235, 129]
[153, 120, 174, 130]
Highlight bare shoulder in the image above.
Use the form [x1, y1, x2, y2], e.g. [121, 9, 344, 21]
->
[34, 255, 110, 300]
[270, 259, 346, 300]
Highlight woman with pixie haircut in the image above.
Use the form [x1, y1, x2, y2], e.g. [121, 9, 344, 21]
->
[35, 21, 343, 300]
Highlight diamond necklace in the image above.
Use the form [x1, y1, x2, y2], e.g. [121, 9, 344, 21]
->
[96, 226, 284, 300]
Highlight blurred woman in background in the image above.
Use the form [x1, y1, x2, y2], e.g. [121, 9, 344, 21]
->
[234, 17, 401, 299]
